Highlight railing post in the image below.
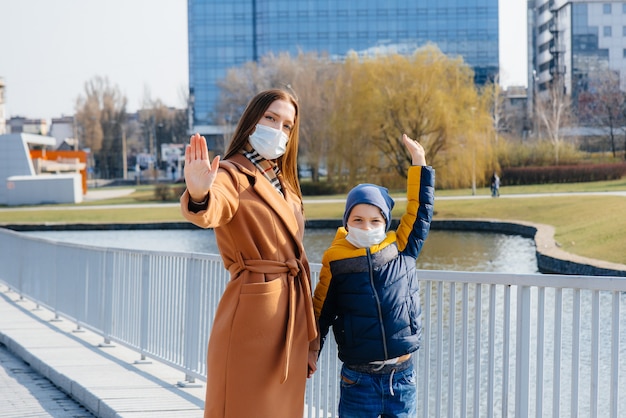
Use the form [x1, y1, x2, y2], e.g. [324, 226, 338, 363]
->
[590, 290, 600, 418]
[535, 287, 545, 418]
[99, 250, 115, 347]
[435, 281, 443, 418]
[50, 244, 62, 322]
[553, 288, 563, 418]
[73, 253, 87, 333]
[421, 280, 431, 418]
[447, 282, 456, 417]
[473, 283, 481, 417]
[571, 289, 581, 417]
[179, 256, 202, 387]
[610, 291, 619, 418]
[461, 282, 469, 416]
[515, 285, 530, 417]
[135, 253, 152, 364]
[487, 283, 496, 418]
[502, 285, 511, 417]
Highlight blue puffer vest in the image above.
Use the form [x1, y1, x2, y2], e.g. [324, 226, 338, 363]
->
[315, 166, 435, 365]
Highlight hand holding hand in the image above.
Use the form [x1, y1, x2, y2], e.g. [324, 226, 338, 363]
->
[402, 134, 427, 166]
[184, 133, 220, 202]
[307, 349, 318, 378]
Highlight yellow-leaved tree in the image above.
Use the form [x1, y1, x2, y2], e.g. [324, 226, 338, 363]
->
[331, 45, 495, 189]
[215, 45, 497, 190]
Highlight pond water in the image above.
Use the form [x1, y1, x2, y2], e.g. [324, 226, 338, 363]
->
[25, 229, 538, 273]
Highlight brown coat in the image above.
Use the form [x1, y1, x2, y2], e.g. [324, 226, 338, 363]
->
[180, 154, 317, 418]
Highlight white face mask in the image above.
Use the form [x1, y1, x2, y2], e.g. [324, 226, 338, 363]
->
[249, 124, 289, 160]
[345, 225, 387, 248]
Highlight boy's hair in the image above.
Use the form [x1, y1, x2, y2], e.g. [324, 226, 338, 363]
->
[343, 183, 395, 231]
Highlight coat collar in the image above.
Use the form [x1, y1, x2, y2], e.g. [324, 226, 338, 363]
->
[225, 154, 302, 245]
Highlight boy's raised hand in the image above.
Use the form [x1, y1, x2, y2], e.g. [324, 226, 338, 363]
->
[184, 133, 221, 202]
[402, 133, 427, 166]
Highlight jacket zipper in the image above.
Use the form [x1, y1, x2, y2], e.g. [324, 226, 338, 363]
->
[367, 248, 389, 360]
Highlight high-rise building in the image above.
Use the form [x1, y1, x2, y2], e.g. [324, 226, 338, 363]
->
[530, 1, 626, 101]
[188, 0, 499, 130]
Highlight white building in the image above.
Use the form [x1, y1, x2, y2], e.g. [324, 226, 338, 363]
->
[530, 0, 626, 99]
[0, 133, 83, 205]
[49, 116, 77, 149]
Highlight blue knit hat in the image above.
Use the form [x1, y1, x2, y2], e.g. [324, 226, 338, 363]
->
[343, 183, 395, 231]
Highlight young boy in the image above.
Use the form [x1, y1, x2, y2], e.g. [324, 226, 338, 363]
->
[311, 134, 434, 418]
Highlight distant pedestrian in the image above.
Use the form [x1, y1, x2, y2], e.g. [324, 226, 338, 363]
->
[491, 172, 500, 197]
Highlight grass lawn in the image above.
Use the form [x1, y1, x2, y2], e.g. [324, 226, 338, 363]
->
[0, 179, 625, 265]
[431, 195, 626, 264]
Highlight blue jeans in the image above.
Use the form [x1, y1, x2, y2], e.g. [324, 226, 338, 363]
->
[338, 361, 417, 418]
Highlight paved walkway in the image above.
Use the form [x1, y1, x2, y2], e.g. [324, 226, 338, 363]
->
[0, 343, 94, 417]
[83, 188, 137, 202]
[2, 189, 624, 213]
[0, 287, 205, 418]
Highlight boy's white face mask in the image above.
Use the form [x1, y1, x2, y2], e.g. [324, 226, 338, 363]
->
[345, 226, 386, 248]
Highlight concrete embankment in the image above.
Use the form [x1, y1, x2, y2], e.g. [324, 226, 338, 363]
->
[430, 219, 626, 277]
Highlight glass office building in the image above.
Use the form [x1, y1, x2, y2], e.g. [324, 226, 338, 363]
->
[188, 0, 499, 128]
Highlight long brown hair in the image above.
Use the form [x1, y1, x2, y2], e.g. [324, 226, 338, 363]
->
[224, 89, 302, 200]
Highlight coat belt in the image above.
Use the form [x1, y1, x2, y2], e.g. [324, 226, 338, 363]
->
[229, 253, 317, 383]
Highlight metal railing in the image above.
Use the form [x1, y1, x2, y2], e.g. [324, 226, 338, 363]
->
[1, 227, 625, 417]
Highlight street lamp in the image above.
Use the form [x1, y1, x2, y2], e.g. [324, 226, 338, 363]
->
[156, 122, 164, 172]
[471, 147, 476, 196]
[122, 124, 127, 180]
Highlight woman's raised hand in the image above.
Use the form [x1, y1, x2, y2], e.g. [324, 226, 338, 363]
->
[184, 133, 221, 201]
[402, 133, 427, 166]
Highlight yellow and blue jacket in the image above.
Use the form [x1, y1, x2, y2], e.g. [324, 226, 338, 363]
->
[312, 165, 435, 365]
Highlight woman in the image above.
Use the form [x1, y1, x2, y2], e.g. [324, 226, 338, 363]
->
[180, 89, 318, 418]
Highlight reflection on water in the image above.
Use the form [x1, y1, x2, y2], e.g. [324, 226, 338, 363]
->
[420, 230, 538, 273]
[24, 229, 538, 273]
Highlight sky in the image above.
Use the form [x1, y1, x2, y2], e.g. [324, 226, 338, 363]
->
[0, 0, 527, 124]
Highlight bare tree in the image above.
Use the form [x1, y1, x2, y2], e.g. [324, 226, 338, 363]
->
[577, 70, 626, 158]
[138, 100, 187, 171]
[214, 60, 275, 152]
[216, 61, 274, 121]
[75, 76, 127, 179]
[535, 81, 574, 165]
[216, 51, 338, 181]
[282, 52, 337, 183]
[484, 75, 505, 146]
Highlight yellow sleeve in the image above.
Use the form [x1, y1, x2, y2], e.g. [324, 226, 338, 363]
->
[313, 256, 332, 320]
[395, 165, 422, 250]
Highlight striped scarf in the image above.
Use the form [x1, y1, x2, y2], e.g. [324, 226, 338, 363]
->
[242, 145, 284, 196]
